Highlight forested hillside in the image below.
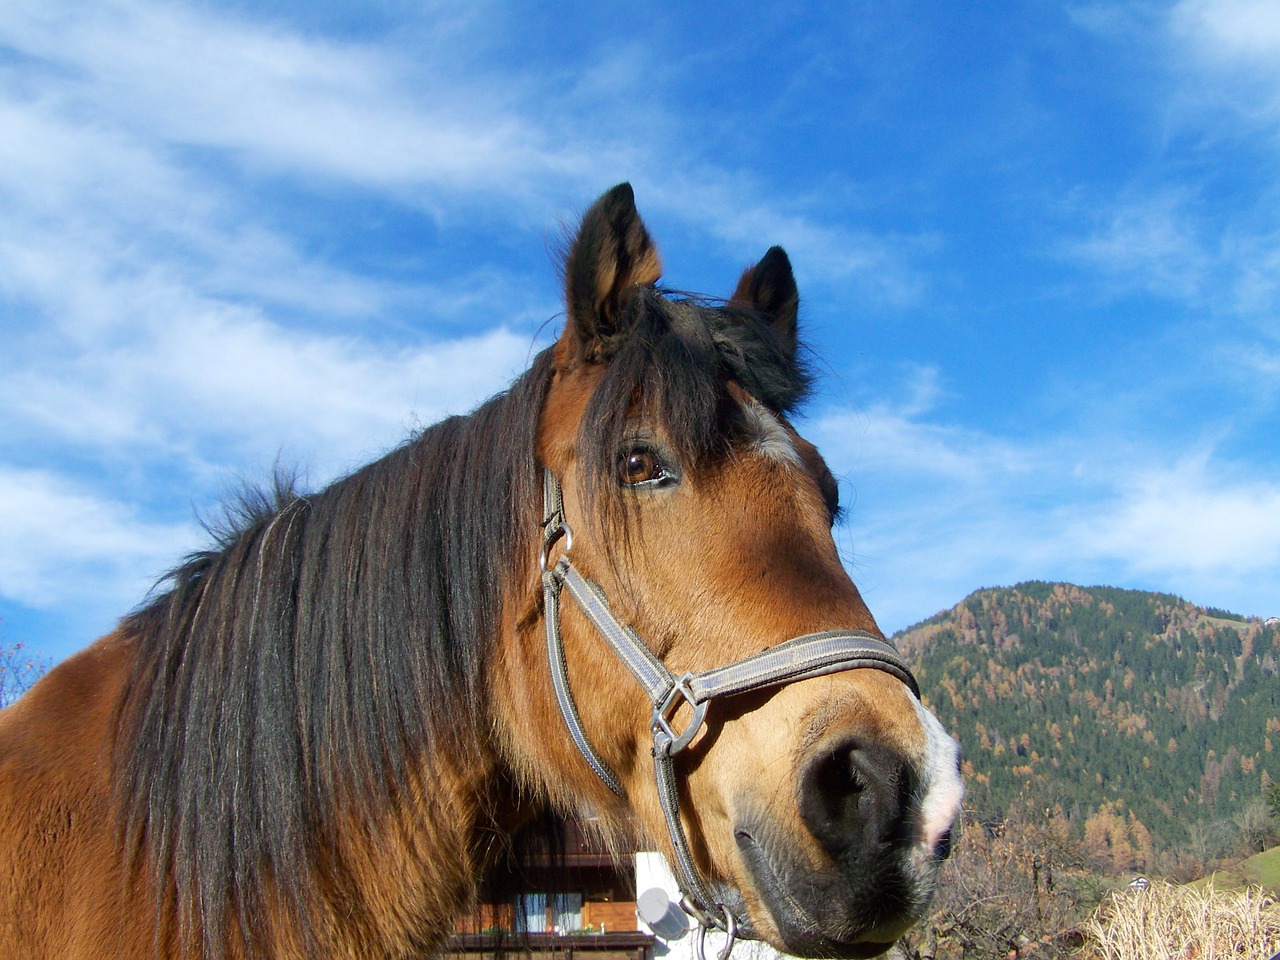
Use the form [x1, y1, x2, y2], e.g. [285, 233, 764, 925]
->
[895, 582, 1279, 870]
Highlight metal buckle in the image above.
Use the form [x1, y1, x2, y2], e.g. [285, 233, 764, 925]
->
[653, 674, 709, 755]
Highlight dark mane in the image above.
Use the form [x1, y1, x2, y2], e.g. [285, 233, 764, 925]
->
[114, 349, 554, 955]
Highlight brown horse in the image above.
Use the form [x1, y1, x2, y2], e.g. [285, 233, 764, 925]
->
[0, 184, 962, 960]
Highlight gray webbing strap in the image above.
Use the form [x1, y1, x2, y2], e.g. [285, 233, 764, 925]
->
[654, 740, 722, 928]
[543, 564, 625, 797]
[688, 630, 921, 702]
[559, 561, 671, 700]
[542, 476, 625, 797]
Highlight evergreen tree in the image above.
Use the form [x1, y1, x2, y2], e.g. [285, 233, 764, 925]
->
[895, 583, 1279, 863]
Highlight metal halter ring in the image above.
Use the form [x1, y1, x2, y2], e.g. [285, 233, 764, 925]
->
[689, 901, 737, 960]
[540, 521, 573, 571]
[652, 674, 709, 755]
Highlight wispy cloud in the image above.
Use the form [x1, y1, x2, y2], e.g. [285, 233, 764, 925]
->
[1066, 453, 1280, 577]
[812, 365, 1032, 485]
[0, 79, 542, 475]
[808, 369, 1280, 632]
[1172, 0, 1280, 82]
[1051, 0, 1280, 449]
[639, 171, 933, 306]
[1059, 188, 1212, 301]
[1, 299, 535, 474]
[1062, 1, 1280, 306]
[0, 467, 196, 612]
[0, 1, 602, 199]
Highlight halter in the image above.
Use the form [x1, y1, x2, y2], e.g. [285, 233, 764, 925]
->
[538, 469, 920, 959]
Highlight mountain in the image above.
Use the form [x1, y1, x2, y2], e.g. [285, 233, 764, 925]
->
[893, 582, 1279, 858]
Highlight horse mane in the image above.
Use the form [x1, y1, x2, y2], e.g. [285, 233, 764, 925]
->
[109, 283, 811, 958]
[113, 349, 554, 956]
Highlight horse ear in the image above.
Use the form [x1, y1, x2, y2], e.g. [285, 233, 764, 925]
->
[730, 246, 798, 359]
[562, 183, 662, 361]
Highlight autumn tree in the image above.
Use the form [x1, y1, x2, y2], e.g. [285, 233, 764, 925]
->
[1267, 779, 1280, 824]
[899, 803, 1090, 960]
[0, 636, 50, 708]
[1233, 797, 1277, 855]
[1082, 801, 1154, 874]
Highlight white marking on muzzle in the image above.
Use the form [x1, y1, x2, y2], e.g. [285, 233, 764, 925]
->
[912, 699, 965, 853]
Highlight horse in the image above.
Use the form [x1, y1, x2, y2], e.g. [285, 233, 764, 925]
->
[0, 184, 963, 960]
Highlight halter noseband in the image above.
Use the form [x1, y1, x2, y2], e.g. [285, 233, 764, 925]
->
[538, 469, 920, 957]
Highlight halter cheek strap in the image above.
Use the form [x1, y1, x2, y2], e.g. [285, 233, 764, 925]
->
[538, 470, 920, 953]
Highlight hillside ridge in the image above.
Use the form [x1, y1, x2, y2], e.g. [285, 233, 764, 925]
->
[892, 581, 1279, 869]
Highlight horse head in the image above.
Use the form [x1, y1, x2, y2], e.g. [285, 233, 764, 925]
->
[503, 184, 963, 957]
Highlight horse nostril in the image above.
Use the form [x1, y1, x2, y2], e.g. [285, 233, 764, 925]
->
[933, 828, 953, 862]
[845, 757, 866, 795]
[804, 740, 864, 833]
[798, 737, 911, 863]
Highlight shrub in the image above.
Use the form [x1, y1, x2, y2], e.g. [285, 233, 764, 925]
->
[1082, 881, 1280, 959]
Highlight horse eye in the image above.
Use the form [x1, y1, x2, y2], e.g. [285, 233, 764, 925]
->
[618, 447, 662, 486]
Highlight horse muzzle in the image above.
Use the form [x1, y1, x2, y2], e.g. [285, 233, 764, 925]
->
[728, 733, 959, 958]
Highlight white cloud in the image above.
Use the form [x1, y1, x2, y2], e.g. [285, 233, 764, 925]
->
[1, 287, 536, 478]
[1168, 0, 1280, 139]
[1064, 3, 1280, 322]
[0, 90, 400, 327]
[809, 384, 1063, 631]
[805, 379, 1280, 632]
[638, 170, 931, 306]
[1066, 455, 1280, 576]
[1057, 187, 1219, 303]
[1226, 230, 1280, 318]
[810, 365, 1032, 485]
[1173, 0, 1280, 66]
[0, 467, 197, 611]
[817, 406, 1029, 487]
[0, 1, 598, 196]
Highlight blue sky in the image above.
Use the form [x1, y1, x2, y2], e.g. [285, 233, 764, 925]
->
[3, 0, 1280, 666]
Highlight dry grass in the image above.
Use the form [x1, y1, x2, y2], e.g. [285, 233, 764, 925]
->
[1082, 880, 1280, 960]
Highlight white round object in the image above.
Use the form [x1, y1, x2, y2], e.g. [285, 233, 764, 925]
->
[636, 887, 673, 925]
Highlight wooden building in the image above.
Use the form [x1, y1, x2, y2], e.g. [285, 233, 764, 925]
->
[443, 817, 653, 960]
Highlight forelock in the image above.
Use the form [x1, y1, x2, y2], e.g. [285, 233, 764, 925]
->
[576, 289, 811, 512]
